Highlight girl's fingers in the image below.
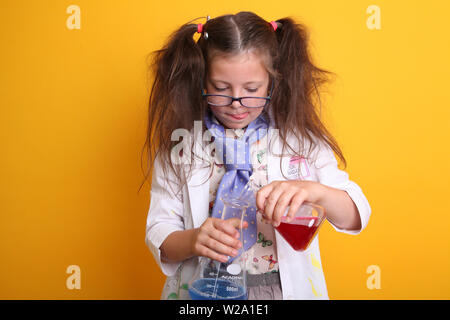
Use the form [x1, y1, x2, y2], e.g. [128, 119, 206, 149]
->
[203, 236, 239, 259]
[201, 218, 247, 254]
[209, 226, 243, 250]
[213, 218, 247, 239]
[261, 184, 284, 223]
[256, 184, 274, 213]
[285, 191, 307, 222]
[199, 245, 229, 263]
[272, 190, 296, 226]
[195, 217, 248, 262]
[222, 217, 249, 231]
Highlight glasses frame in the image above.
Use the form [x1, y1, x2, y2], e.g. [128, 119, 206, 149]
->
[201, 79, 274, 108]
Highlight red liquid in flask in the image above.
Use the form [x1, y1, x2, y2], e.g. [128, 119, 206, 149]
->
[276, 217, 319, 251]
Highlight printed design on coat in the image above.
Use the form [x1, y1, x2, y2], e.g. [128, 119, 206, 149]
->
[262, 254, 278, 270]
[256, 149, 266, 164]
[167, 283, 189, 300]
[310, 253, 322, 272]
[256, 232, 273, 247]
[308, 277, 322, 298]
[165, 277, 181, 300]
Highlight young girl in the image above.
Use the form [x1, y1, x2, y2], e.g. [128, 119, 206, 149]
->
[143, 12, 371, 300]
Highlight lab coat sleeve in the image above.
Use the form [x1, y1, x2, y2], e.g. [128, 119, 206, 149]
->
[312, 141, 371, 235]
[145, 154, 185, 276]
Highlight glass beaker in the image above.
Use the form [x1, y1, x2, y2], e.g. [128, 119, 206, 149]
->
[188, 195, 251, 300]
[238, 178, 327, 252]
[275, 202, 326, 251]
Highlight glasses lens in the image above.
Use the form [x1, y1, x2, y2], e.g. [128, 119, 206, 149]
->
[206, 96, 231, 106]
[241, 98, 267, 108]
[205, 96, 268, 108]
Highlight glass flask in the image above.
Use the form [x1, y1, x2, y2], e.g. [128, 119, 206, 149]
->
[239, 179, 327, 252]
[275, 202, 326, 251]
[188, 193, 252, 300]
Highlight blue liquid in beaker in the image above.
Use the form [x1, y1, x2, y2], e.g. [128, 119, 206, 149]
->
[188, 278, 247, 300]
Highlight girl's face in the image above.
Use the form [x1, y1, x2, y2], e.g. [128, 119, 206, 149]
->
[205, 51, 270, 129]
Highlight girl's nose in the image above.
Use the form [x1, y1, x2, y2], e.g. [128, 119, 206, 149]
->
[230, 98, 241, 109]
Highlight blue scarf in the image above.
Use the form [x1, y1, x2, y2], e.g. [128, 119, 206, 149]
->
[204, 110, 269, 254]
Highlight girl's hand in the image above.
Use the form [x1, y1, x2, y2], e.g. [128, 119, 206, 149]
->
[191, 217, 248, 263]
[255, 180, 324, 227]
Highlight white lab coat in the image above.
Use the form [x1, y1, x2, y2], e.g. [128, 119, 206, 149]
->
[145, 123, 371, 300]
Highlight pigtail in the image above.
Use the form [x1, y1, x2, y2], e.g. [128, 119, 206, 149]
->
[139, 19, 207, 193]
[271, 17, 347, 168]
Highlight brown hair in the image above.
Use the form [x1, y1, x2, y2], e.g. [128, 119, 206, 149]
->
[138, 11, 346, 193]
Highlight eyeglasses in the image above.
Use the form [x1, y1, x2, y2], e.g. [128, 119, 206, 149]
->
[202, 80, 274, 108]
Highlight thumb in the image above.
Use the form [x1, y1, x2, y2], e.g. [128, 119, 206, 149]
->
[225, 217, 249, 230]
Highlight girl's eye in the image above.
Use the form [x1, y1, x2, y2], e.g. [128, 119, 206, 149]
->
[214, 87, 258, 93]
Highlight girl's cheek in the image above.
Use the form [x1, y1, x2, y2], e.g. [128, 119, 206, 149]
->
[249, 109, 264, 120]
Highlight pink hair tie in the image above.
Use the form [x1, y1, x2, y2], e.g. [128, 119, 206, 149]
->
[269, 21, 278, 31]
[197, 23, 203, 33]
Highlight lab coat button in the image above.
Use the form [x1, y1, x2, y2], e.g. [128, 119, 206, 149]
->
[287, 295, 294, 300]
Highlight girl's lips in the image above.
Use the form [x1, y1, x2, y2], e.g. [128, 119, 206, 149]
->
[227, 112, 249, 120]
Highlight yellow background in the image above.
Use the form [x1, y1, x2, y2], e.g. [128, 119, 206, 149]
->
[1, 0, 449, 299]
